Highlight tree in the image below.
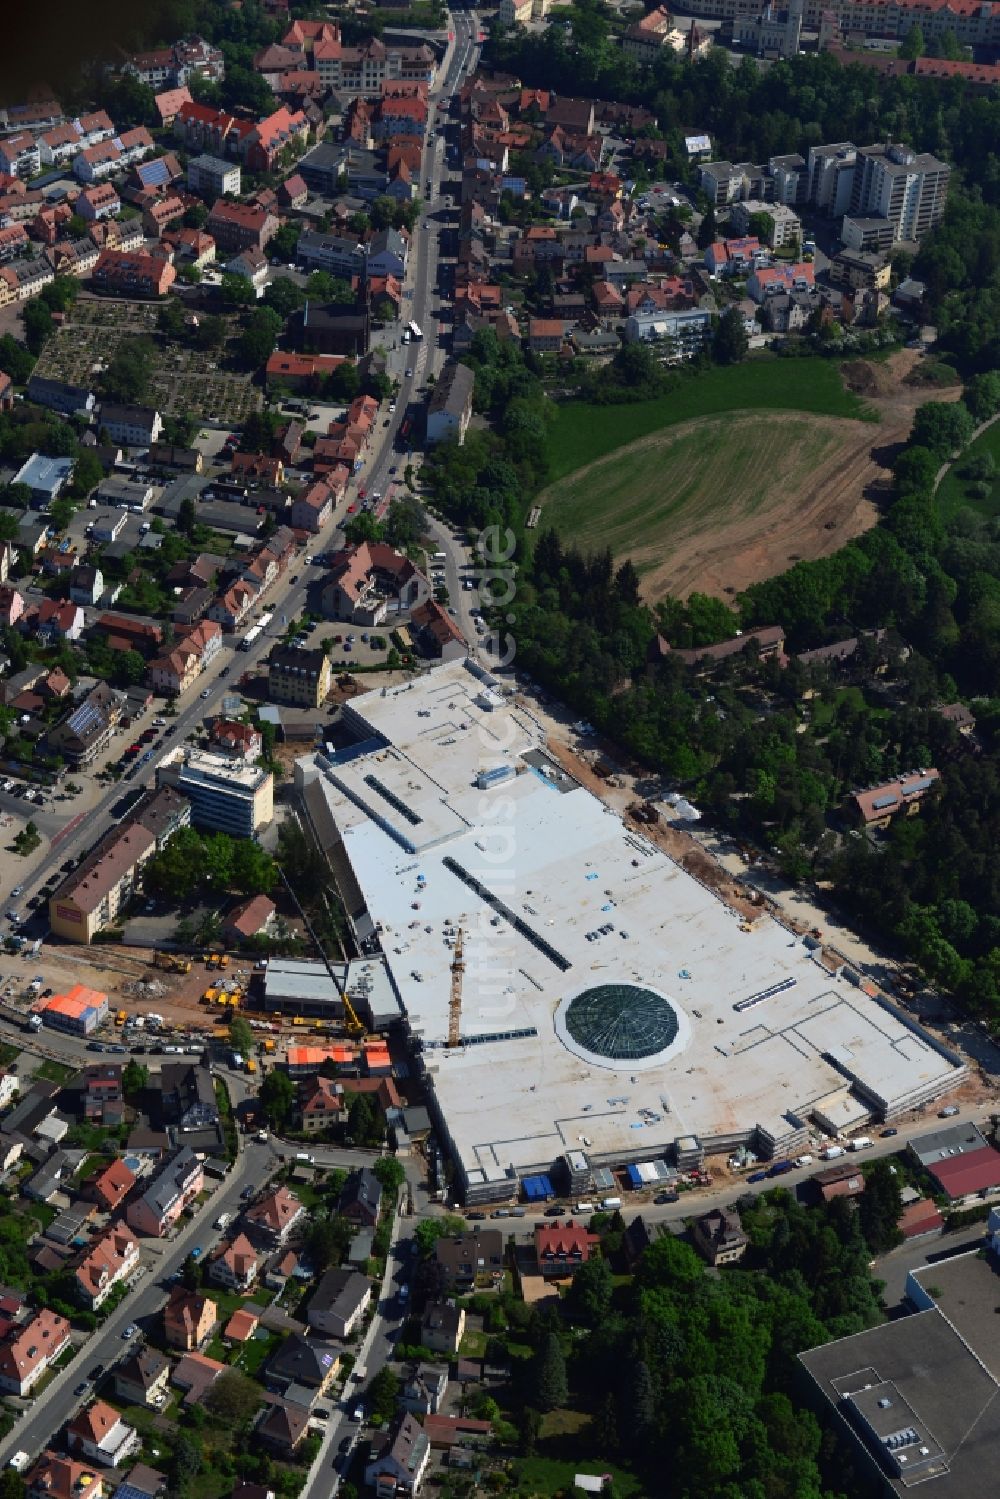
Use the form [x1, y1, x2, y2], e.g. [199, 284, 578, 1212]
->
[23, 300, 55, 355]
[0, 1472, 26, 1499]
[181, 1254, 201, 1292]
[372, 1154, 405, 1198]
[347, 1091, 381, 1146]
[367, 1366, 400, 1423]
[713, 306, 749, 365]
[41, 275, 79, 313]
[229, 1016, 254, 1059]
[171, 1430, 203, 1489]
[263, 278, 306, 319]
[0, 334, 35, 384]
[102, 337, 154, 405]
[205, 1368, 262, 1425]
[858, 1159, 904, 1253]
[221, 273, 257, 308]
[70, 449, 103, 499]
[114, 649, 147, 688]
[178, 496, 197, 539]
[306, 1213, 352, 1270]
[696, 204, 718, 250]
[259, 1068, 295, 1132]
[565, 1254, 613, 1325]
[529, 1331, 568, 1412]
[911, 401, 975, 459]
[240, 307, 283, 369]
[122, 1060, 148, 1097]
[184, 203, 208, 229]
[414, 1215, 466, 1257]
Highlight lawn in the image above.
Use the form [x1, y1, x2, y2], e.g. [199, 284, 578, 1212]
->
[545, 357, 875, 483]
[34, 1059, 78, 1084]
[539, 408, 877, 601]
[515, 1455, 644, 1497]
[936, 420, 1000, 520]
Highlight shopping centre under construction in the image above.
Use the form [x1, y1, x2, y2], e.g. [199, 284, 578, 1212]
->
[296, 660, 965, 1204]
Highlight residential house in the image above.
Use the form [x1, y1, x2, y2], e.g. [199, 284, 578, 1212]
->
[305, 1268, 372, 1339]
[425, 361, 474, 447]
[160, 1060, 219, 1133]
[321, 542, 430, 625]
[265, 1332, 340, 1399]
[207, 200, 279, 255]
[267, 646, 331, 709]
[400, 1363, 449, 1417]
[126, 1147, 204, 1238]
[339, 1167, 382, 1228]
[256, 1402, 309, 1456]
[222, 894, 276, 945]
[89, 1158, 136, 1214]
[420, 1302, 465, 1356]
[77, 184, 121, 222]
[83, 1064, 123, 1126]
[0, 1309, 71, 1395]
[207, 580, 256, 633]
[69, 565, 105, 608]
[847, 769, 941, 830]
[226, 246, 269, 286]
[813, 1162, 867, 1203]
[114, 1348, 170, 1409]
[35, 598, 85, 643]
[534, 1221, 599, 1277]
[98, 404, 163, 449]
[172, 1351, 226, 1405]
[410, 599, 467, 662]
[245, 1185, 305, 1245]
[290, 481, 333, 533]
[48, 822, 155, 941]
[298, 1075, 343, 1134]
[92, 251, 176, 298]
[66, 1401, 141, 1468]
[435, 1229, 504, 1292]
[211, 719, 263, 761]
[163, 1287, 218, 1350]
[691, 1208, 748, 1266]
[365, 1411, 430, 1498]
[25, 1455, 104, 1499]
[208, 1234, 261, 1293]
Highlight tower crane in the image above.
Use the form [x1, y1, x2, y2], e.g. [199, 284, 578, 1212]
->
[447, 927, 465, 1048]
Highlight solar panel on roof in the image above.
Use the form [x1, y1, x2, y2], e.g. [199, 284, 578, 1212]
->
[68, 700, 105, 738]
[902, 777, 934, 794]
[141, 158, 169, 186]
[871, 793, 898, 810]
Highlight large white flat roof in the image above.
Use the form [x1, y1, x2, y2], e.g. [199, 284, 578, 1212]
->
[299, 662, 962, 1189]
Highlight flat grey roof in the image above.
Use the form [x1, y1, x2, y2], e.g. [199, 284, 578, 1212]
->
[801, 1306, 1000, 1498]
[264, 958, 341, 1006]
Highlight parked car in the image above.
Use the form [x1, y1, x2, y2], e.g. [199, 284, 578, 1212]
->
[747, 1170, 768, 1183]
[543, 1205, 564, 1216]
[880, 1127, 898, 1137]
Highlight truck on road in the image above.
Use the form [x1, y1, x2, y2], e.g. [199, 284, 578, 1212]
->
[848, 1136, 873, 1152]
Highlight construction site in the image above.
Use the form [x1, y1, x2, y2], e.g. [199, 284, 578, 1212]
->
[295, 659, 968, 1205]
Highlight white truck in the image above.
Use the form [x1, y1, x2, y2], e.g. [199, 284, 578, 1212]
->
[819, 1145, 844, 1160]
[794, 1154, 814, 1168]
[849, 1136, 873, 1152]
[214, 1211, 231, 1232]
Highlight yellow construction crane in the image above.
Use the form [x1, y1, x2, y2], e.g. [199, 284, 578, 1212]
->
[343, 987, 366, 1037]
[447, 927, 465, 1048]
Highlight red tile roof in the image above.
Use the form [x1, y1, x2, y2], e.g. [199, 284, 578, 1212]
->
[928, 1146, 1000, 1199]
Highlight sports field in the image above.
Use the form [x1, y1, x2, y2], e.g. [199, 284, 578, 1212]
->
[539, 409, 882, 600]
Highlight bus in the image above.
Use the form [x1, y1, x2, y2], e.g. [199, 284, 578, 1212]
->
[258, 610, 274, 632]
[408, 320, 423, 341]
[240, 623, 264, 652]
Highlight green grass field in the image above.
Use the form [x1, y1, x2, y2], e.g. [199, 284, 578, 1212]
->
[545, 357, 874, 483]
[936, 419, 1000, 520]
[539, 410, 872, 599]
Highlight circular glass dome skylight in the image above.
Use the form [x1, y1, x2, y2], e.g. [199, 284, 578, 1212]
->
[562, 983, 680, 1061]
